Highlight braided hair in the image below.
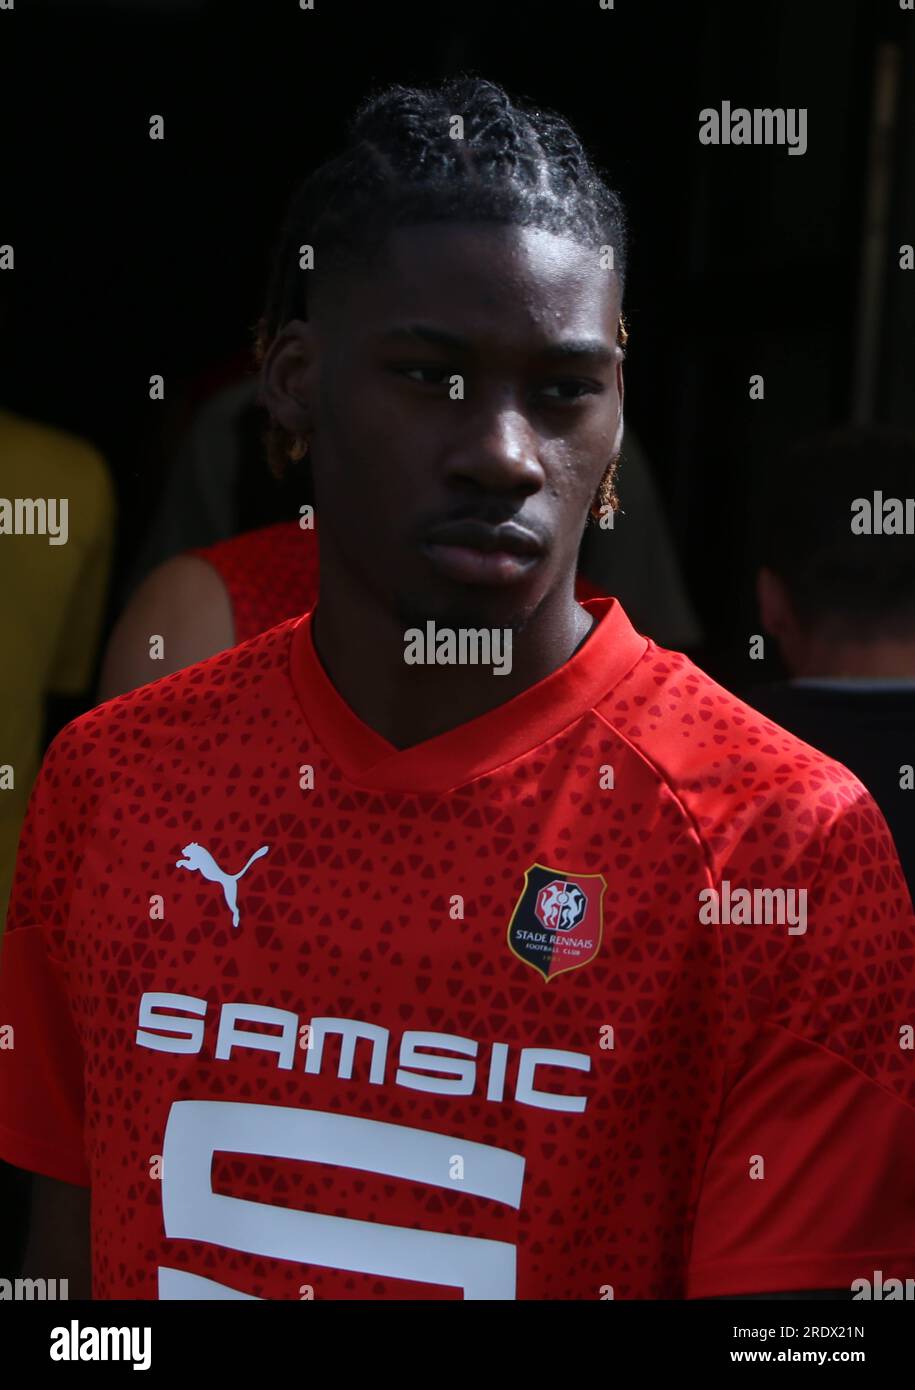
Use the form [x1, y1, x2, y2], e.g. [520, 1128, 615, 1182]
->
[253, 76, 628, 514]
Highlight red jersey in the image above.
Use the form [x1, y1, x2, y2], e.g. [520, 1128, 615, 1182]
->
[188, 519, 606, 643]
[1, 596, 914, 1299]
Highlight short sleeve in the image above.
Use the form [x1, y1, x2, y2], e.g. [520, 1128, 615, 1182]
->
[0, 732, 90, 1185]
[687, 789, 915, 1297]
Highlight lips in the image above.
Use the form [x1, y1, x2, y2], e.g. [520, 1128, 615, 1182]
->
[421, 518, 546, 587]
[423, 518, 545, 557]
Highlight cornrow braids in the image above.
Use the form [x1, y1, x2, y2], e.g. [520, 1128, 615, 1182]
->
[253, 76, 628, 511]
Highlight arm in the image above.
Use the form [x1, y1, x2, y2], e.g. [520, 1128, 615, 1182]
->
[97, 554, 235, 700]
[687, 791, 915, 1300]
[21, 1173, 91, 1299]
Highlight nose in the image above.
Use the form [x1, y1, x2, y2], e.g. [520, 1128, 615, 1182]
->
[446, 399, 546, 498]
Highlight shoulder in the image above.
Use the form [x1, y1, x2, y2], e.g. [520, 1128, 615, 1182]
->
[134, 551, 234, 625]
[24, 613, 299, 848]
[70, 612, 301, 772]
[0, 410, 113, 529]
[0, 408, 109, 483]
[191, 520, 308, 573]
[97, 553, 236, 698]
[598, 641, 878, 876]
[186, 521, 318, 644]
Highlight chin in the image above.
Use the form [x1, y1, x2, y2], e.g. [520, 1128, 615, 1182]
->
[392, 584, 544, 635]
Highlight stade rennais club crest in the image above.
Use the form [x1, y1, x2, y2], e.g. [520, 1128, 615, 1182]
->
[506, 865, 607, 981]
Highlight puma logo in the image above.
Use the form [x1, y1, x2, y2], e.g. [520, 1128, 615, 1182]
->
[175, 842, 270, 929]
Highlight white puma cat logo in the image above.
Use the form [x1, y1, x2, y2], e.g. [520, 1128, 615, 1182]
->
[175, 842, 270, 929]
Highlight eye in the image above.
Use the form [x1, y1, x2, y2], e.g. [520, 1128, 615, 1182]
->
[540, 380, 604, 402]
[394, 365, 453, 386]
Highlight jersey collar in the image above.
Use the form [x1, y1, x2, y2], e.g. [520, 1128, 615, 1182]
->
[288, 596, 647, 793]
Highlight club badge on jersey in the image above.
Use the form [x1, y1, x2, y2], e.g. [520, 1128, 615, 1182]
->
[506, 865, 606, 981]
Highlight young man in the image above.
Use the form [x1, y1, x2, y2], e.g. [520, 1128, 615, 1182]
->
[1, 77, 913, 1301]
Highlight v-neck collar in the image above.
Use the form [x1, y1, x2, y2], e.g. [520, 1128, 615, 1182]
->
[288, 596, 647, 793]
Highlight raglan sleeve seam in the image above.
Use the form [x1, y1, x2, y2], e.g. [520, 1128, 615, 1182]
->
[751, 1017, 915, 1119]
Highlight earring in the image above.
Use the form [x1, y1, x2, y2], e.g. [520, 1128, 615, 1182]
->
[289, 435, 310, 462]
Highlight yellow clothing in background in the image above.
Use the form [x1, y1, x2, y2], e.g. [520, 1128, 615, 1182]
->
[0, 408, 114, 934]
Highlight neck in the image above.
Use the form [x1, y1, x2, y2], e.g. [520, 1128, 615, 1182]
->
[310, 557, 595, 750]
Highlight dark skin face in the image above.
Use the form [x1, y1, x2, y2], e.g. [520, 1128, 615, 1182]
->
[262, 222, 624, 749]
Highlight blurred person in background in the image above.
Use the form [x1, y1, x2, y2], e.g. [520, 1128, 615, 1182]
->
[0, 400, 115, 1275]
[747, 426, 915, 896]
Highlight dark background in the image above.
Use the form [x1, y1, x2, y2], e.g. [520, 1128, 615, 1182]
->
[2, 0, 914, 687]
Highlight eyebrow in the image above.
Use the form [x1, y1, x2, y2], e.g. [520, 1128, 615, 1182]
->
[378, 324, 616, 365]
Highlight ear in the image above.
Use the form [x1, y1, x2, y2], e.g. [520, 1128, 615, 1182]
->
[260, 319, 317, 439]
[612, 349, 625, 457]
